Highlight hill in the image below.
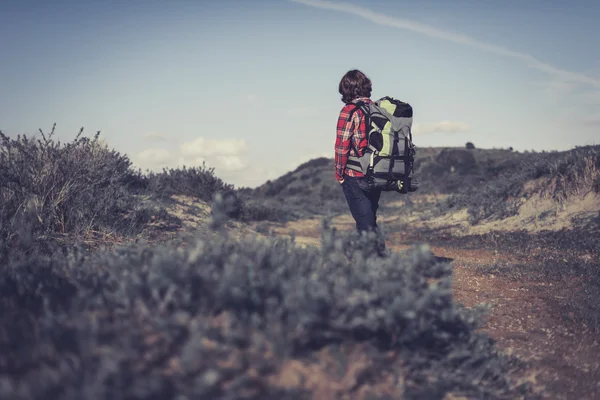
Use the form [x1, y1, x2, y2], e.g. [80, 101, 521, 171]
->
[241, 145, 600, 230]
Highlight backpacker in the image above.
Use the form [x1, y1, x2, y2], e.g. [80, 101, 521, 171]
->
[346, 96, 418, 193]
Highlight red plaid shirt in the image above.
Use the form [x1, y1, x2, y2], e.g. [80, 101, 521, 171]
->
[334, 97, 373, 182]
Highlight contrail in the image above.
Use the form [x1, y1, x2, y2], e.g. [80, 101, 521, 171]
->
[291, 0, 600, 89]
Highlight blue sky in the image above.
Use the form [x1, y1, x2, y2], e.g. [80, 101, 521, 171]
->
[1, 0, 599, 187]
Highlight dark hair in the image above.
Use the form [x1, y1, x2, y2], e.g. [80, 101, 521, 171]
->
[338, 69, 372, 104]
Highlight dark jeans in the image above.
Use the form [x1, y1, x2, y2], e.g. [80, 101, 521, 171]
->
[341, 175, 386, 255]
[341, 175, 381, 232]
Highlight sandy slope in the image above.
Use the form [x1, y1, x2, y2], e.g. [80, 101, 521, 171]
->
[383, 190, 600, 236]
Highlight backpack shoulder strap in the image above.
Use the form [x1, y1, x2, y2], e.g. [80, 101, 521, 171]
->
[345, 101, 372, 157]
[348, 101, 372, 132]
[348, 100, 366, 119]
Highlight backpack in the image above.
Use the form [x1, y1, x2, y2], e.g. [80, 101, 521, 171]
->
[345, 96, 418, 193]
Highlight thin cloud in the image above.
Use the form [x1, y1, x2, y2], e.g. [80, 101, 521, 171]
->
[583, 117, 600, 127]
[176, 154, 247, 172]
[142, 132, 168, 141]
[181, 137, 247, 157]
[581, 90, 600, 106]
[286, 107, 314, 118]
[132, 148, 173, 171]
[290, 0, 600, 89]
[179, 137, 249, 172]
[413, 120, 470, 135]
[242, 93, 262, 105]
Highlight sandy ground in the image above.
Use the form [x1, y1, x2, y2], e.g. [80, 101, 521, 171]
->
[383, 190, 600, 236]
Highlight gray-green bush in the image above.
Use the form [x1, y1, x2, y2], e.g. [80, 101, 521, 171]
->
[0, 214, 531, 399]
[0, 125, 152, 254]
[143, 163, 235, 203]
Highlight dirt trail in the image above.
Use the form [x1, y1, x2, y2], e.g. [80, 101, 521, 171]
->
[265, 219, 600, 400]
[428, 246, 600, 400]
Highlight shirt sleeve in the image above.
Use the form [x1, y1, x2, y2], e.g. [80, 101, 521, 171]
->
[334, 106, 357, 182]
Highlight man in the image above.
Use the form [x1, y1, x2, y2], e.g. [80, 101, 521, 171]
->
[335, 69, 386, 255]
